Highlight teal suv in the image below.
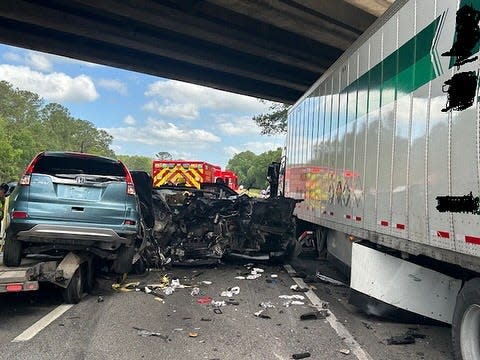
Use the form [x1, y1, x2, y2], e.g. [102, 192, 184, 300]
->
[3, 152, 142, 273]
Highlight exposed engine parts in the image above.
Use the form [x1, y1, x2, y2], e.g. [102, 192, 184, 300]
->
[144, 185, 299, 265]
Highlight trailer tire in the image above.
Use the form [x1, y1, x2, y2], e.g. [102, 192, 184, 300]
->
[452, 278, 480, 360]
[3, 233, 22, 267]
[112, 245, 134, 274]
[61, 268, 83, 304]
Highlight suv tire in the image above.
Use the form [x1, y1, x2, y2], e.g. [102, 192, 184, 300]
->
[112, 245, 134, 274]
[3, 232, 22, 267]
[62, 267, 83, 304]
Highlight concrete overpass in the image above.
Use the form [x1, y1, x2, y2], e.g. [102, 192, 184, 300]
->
[0, 0, 394, 104]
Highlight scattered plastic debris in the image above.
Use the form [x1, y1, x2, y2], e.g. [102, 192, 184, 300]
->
[316, 272, 346, 286]
[235, 276, 246, 280]
[213, 308, 223, 314]
[283, 300, 305, 307]
[300, 310, 329, 320]
[191, 287, 200, 296]
[221, 286, 240, 297]
[254, 310, 271, 319]
[200, 318, 212, 321]
[202, 281, 212, 285]
[270, 274, 278, 278]
[163, 286, 174, 295]
[279, 294, 305, 300]
[133, 327, 168, 340]
[97, 296, 104, 303]
[292, 352, 311, 359]
[154, 297, 164, 303]
[188, 332, 198, 338]
[339, 349, 351, 355]
[260, 301, 275, 309]
[252, 268, 264, 273]
[197, 296, 213, 305]
[290, 284, 309, 292]
[112, 282, 140, 292]
[212, 300, 226, 307]
[246, 274, 262, 280]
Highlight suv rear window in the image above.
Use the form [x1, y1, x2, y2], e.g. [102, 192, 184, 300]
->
[34, 154, 125, 177]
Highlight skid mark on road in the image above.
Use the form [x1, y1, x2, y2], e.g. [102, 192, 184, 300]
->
[12, 304, 73, 342]
[285, 264, 373, 360]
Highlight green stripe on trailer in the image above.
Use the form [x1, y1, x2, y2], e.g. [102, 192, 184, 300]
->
[343, 14, 444, 120]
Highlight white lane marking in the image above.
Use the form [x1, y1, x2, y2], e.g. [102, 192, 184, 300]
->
[285, 265, 373, 360]
[12, 304, 73, 342]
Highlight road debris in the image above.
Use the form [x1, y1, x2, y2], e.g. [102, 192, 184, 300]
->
[211, 300, 226, 307]
[292, 352, 311, 359]
[190, 287, 200, 296]
[270, 274, 278, 278]
[290, 284, 309, 292]
[133, 327, 168, 340]
[97, 296, 104, 303]
[200, 318, 212, 321]
[112, 282, 140, 292]
[300, 310, 329, 320]
[315, 272, 346, 286]
[235, 276, 246, 280]
[213, 308, 223, 314]
[220, 286, 240, 297]
[202, 281, 212, 285]
[339, 349, 351, 355]
[197, 296, 213, 305]
[279, 295, 305, 300]
[254, 310, 271, 319]
[188, 332, 198, 337]
[283, 300, 305, 307]
[260, 301, 275, 308]
[387, 328, 427, 345]
[387, 334, 415, 345]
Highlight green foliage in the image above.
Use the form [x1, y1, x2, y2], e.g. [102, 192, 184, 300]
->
[227, 148, 282, 189]
[117, 155, 152, 173]
[0, 81, 115, 182]
[252, 101, 289, 135]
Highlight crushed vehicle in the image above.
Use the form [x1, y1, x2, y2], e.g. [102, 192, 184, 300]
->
[144, 183, 299, 265]
[3, 152, 151, 274]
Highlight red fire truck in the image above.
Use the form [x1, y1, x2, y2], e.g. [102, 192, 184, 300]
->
[214, 169, 239, 191]
[152, 160, 217, 189]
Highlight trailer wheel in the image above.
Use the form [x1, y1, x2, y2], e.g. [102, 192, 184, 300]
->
[61, 268, 83, 304]
[452, 278, 480, 360]
[3, 232, 22, 267]
[112, 245, 134, 274]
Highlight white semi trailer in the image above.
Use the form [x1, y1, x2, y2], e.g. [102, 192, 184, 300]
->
[280, 0, 480, 359]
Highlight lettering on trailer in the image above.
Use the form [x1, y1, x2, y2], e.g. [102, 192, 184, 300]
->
[436, 192, 480, 214]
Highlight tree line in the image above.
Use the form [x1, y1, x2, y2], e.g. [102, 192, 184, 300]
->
[0, 81, 282, 187]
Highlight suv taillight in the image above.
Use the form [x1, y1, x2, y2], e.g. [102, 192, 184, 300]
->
[20, 152, 43, 186]
[119, 161, 136, 196]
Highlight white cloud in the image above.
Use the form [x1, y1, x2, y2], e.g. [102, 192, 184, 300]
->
[104, 117, 221, 148]
[3, 52, 22, 63]
[224, 146, 241, 157]
[143, 100, 199, 120]
[0, 65, 99, 102]
[215, 114, 262, 136]
[98, 78, 127, 95]
[145, 79, 274, 113]
[25, 52, 53, 72]
[123, 115, 136, 125]
[225, 140, 283, 156]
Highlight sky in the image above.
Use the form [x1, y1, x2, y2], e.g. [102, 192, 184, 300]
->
[0, 44, 285, 168]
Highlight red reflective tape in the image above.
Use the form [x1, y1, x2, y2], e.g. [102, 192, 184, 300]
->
[380, 220, 389, 227]
[355, 216, 362, 221]
[396, 223, 405, 230]
[465, 235, 480, 245]
[437, 231, 450, 239]
[345, 215, 351, 219]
